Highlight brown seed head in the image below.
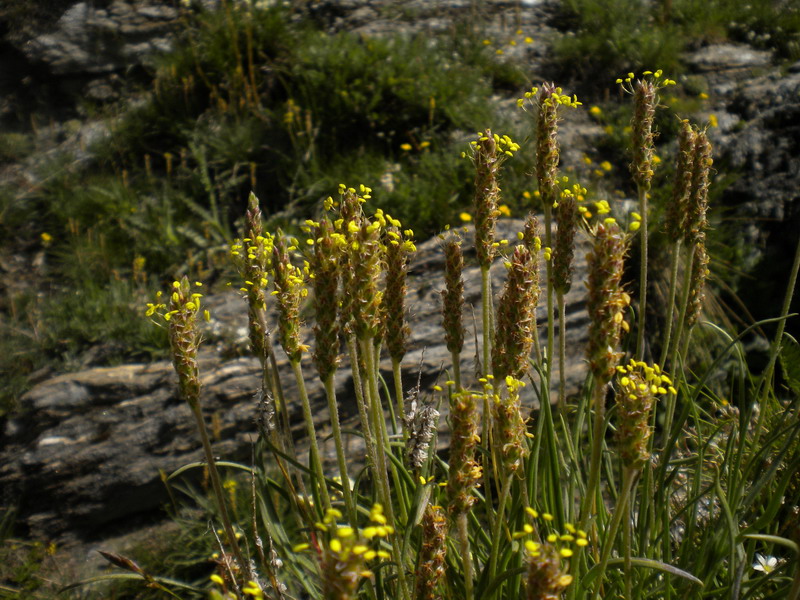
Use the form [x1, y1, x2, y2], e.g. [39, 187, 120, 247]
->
[685, 240, 710, 329]
[536, 83, 561, 210]
[493, 244, 539, 381]
[307, 217, 344, 380]
[615, 359, 670, 469]
[492, 377, 530, 475]
[472, 129, 501, 268]
[447, 390, 482, 516]
[384, 224, 415, 361]
[586, 221, 628, 386]
[272, 233, 308, 362]
[666, 121, 696, 243]
[414, 504, 448, 600]
[442, 235, 465, 355]
[553, 192, 578, 295]
[685, 130, 713, 246]
[166, 277, 203, 407]
[631, 79, 657, 191]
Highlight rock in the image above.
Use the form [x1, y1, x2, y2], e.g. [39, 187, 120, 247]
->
[0, 219, 592, 540]
[22, 1, 179, 76]
[685, 43, 772, 73]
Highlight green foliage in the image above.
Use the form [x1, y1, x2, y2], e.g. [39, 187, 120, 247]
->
[552, 0, 800, 90]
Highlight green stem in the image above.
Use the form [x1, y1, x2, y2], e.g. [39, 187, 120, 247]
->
[481, 265, 493, 377]
[451, 350, 462, 391]
[557, 292, 567, 411]
[290, 359, 331, 512]
[347, 335, 379, 491]
[580, 383, 607, 530]
[188, 400, 251, 583]
[659, 242, 682, 367]
[544, 203, 554, 390]
[457, 512, 474, 600]
[392, 358, 407, 441]
[668, 248, 695, 370]
[361, 340, 411, 600]
[753, 230, 800, 450]
[488, 475, 513, 591]
[323, 375, 356, 526]
[589, 467, 637, 600]
[480, 266, 495, 528]
[636, 184, 649, 361]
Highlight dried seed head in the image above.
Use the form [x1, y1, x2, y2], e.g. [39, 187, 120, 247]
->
[631, 79, 657, 191]
[492, 377, 530, 475]
[685, 130, 713, 246]
[685, 240, 710, 329]
[414, 505, 448, 600]
[405, 399, 440, 470]
[384, 224, 415, 361]
[442, 235, 465, 355]
[447, 390, 482, 516]
[615, 359, 671, 469]
[586, 221, 628, 386]
[553, 191, 578, 295]
[666, 121, 696, 243]
[493, 244, 539, 381]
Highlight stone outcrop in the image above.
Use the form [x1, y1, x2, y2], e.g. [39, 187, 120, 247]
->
[0, 219, 592, 540]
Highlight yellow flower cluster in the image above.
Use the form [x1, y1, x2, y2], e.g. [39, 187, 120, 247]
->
[517, 85, 582, 109]
[144, 280, 207, 322]
[616, 359, 676, 397]
[616, 69, 677, 94]
[465, 131, 521, 159]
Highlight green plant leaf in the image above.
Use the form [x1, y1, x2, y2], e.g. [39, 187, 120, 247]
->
[778, 333, 800, 395]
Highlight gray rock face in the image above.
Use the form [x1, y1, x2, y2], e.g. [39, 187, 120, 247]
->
[1, 219, 591, 540]
[22, 0, 179, 76]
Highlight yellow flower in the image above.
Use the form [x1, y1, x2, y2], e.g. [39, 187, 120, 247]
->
[589, 106, 602, 117]
[495, 49, 504, 55]
[400, 143, 412, 151]
[699, 92, 709, 99]
[524, 36, 534, 43]
[459, 212, 472, 222]
[600, 160, 612, 171]
[498, 204, 511, 216]
[41, 232, 53, 247]
[709, 114, 718, 128]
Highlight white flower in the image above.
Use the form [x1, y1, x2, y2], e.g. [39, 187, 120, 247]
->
[752, 554, 783, 574]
